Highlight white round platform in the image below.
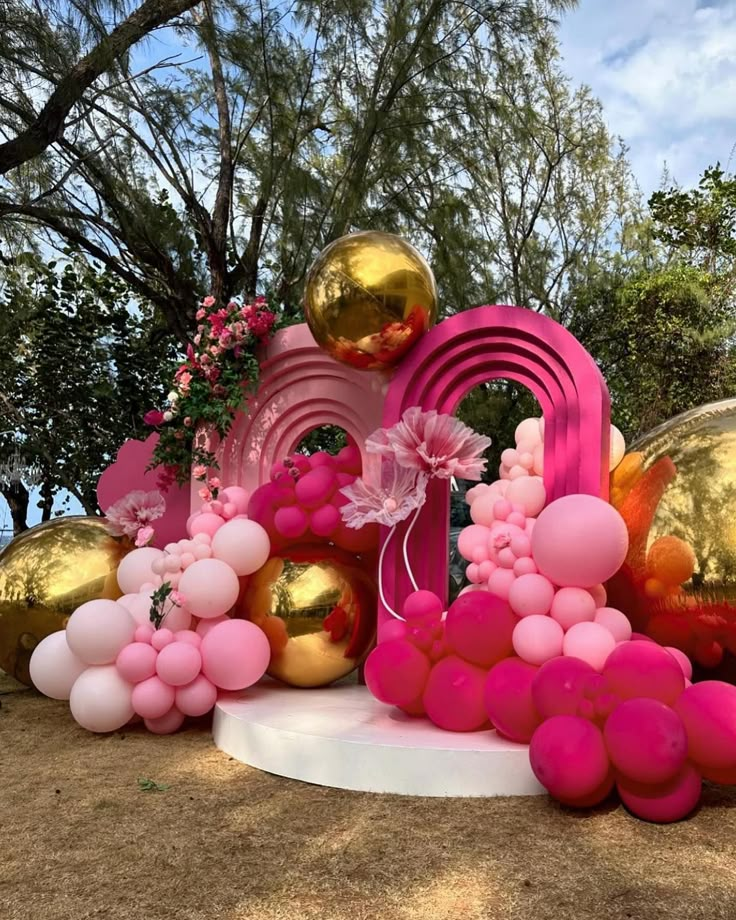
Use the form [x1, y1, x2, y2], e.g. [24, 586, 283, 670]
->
[212, 682, 544, 797]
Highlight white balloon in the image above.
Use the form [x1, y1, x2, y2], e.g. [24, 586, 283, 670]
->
[116, 547, 165, 594]
[29, 631, 87, 700]
[69, 665, 134, 733]
[211, 519, 271, 576]
[66, 599, 136, 665]
[609, 425, 626, 471]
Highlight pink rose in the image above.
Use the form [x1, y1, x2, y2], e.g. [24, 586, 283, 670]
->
[208, 477, 221, 489]
[203, 296, 216, 307]
[192, 464, 207, 479]
[169, 590, 186, 607]
[196, 308, 206, 320]
[135, 525, 155, 547]
[198, 487, 212, 502]
[143, 409, 165, 427]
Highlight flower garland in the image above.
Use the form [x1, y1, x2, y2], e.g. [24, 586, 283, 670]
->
[146, 296, 278, 488]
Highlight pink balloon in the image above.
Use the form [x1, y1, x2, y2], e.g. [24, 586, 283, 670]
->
[219, 486, 250, 515]
[530, 715, 610, 801]
[29, 631, 87, 700]
[513, 556, 537, 577]
[423, 656, 488, 732]
[665, 646, 693, 680]
[134, 624, 154, 644]
[445, 592, 516, 667]
[617, 764, 702, 823]
[515, 418, 542, 446]
[211, 518, 271, 576]
[196, 614, 230, 638]
[457, 525, 491, 562]
[145, 706, 186, 735]
[512, 615, 563, 666]
[594, 607, 633, 643]
[484, 657, 541, 743]
[155, 642, 202, 687]
[365, 639, 431, 707]
[175, 675, 218, 717]
[310, 504, 341, 536]
[562, 622, 616, 672]
[177, 558, 240, 619]
[550, 587, 597, 630]
[274, 505, 309, 540]
[487, 567, 516, 600]
[531, 656, 597, 720]
[505, 476, 546, 517]
[469, 494, 497, 527]
[132, 675, 176, 719]
[116, 547, 165, 594]
[116, 642, 158, 684]
[200, 619, 270, 690]
[151, 628, 174, 651]
[294, 466, 337, 508]
[118, 591, 154, 627]
[604, 641, 685, 705]
[403, 590, 444, 622]
[69, 665, 134, 732]
[66, 599, 136, 666]
[509, 573, 555, 618]
[175, 630, 202, 648]
[159, 603, 192, 633]
[378, 619, 408, 643]
[531, 495, 629, 588]
[188, 512, 225, 538]
[605, 698, 688, 784]
[674, 681, 736, 769]
[588, 584, 608, 607]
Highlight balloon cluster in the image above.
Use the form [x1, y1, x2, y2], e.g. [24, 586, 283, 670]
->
[185, 485, 251, 540]
[247, 445, 378, 555]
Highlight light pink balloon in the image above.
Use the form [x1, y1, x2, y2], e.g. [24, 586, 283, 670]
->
[175, 629, 202, 648]
[465, 483, 491, 506]
[132, 675, 176, 719]
[594, 607, 633, 643]
[501, 448, 519, 467]
[69, 665, 134, 732]
[211, 518, 271, 576]
[160, 603, 192, 633]
[512, 615, 564, 666]
[550, 587, 597, 631]
[200, 619, 271, 690]
[505, 476, 546, 517]
[563, 621, 616, 671]
[65, 599, 136, 666]
[457, 525, 492, 562]
[134, 624, 154, 644]
[515, 418, 542, 447]
[509, 573, 555, 618]
[116, 642, 158, 684]
[469, 494, 496, 527]
[155, 642, 202, 687]
[145, 706, 186, 734]
[178, 558, 240, 618]
[118, 591, 154, 627]
[588, 583, 608, 607]
[513, 556, 538, 577]
[188, 512, 225, 538]
[467, 563, 482, 583]
[487, 567, 516, 600]
[508, 464, 529, 480]
[151, 628, 174, 651]
[196, 614, 230, 637]
[532, 444, 544, 476]
[175, 675, 218, 717]
[220, 486, 250, 515]
[29, 631, 87, 700]
[116, 547, 165, 594]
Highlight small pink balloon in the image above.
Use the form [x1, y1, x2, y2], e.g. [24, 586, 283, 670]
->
[178, 558, 240, 619]
[192, 543, 212, 561]
[513, 556, 538, 577]
[550, 587, 596, 630]
[532, 444, 544, 476]
[274, 505, 310, 540]
[484, 657, 541, 743]
[665, 646, 693, 680]
[423, 656, 488, 732]
[457, 525, 492, 562]
[509, 573, 555, 618]
[378, 620, 409, 643]
[531, 656, 597, 719]
[365, 639, 431, 707]
[530, 715, 610, 801]
[116, 642, 158, 684]
[445, 592, 516, 668]
[116, 547, 165, 594]
[132, 676, 176, 719]
[175, 675, 218, 717]
[69, 665, 134, 733]
[617, 764, 702, 823]
[519, 452, 534, 471]
[466, 563, 482, 584]
[493, 499, 512, 521]
[145, 706, 186, 735]
[497, 548, 516, 569]
[160, 603, 192, 633]
[175, 630, 202, 648]
[193, 533, 212, 545]
[469, 494, 496, 527]
[478, 560, 495, 580]
[604, 698, 688, 784]
[29, 631, 87, 700]
[508, 465, 528, 480]
[604, 641, 685, 705]
[189, 512, 225, 539]
[180, 552, 196, 569]
[134, 625, 155, 644]
[513, 616, 564, 666]
[66, 599, 136, 666]
[156, 642, 202, 687]
[200, 619, 271, 691]
[515, 418, 542, 446]
[505, 476, 546, 517]
[220, 486, 250, 515]
[196, 614, 229, 638]
[151, 628, 175, 651]
[294, 466, 337, 508]
[674, 681, 736, 769]
[510, 533, 531, 558]
[588, 583, 608, 607]
[403, 590, 443, 622]
[471, 546, 488, 564]
[562, 622, 616, 672]
[594, 607, 633, 643]
[501, 448, 519, 467]
[487, 567, 516, 600]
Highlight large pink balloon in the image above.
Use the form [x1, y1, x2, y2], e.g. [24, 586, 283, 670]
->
[531, 656, 597, 720]
[531, 495, 629, 587]
[444, 592, 516, 667]
[116, 547, 165, 594]
[177, 558, 240, 619]
[423, 656, 488, 732]
[484, 657, 541, 743]
[365, 639, 431, 707]
[175, 675, 218, 717]
[69, 665, 134, 732]
[674, 681, 736, 770]
[211, 518, 271, 576]
[65, 599, 136, 666]
[200, 619, 270, 690]
[617, 764, 702, 823]
[29, 631, 88, 700]
[603, 641, 685, 705]
[604, 698, 688, 784]
[529, 715, 610, 801]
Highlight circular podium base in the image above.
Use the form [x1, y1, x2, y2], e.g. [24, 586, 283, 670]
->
[212, 682, 544, 797]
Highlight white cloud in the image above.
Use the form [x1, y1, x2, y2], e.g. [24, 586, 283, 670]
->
[559, 0, 736, 196]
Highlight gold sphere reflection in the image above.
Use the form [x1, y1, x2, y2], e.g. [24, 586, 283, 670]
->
[0, 517, 128, 685]
[304, 230, 438, 370]
[243, 546, 376, 687]
[607, 399, 736, 669]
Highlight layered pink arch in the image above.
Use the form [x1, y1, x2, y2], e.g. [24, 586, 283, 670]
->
[379, 305, 611, 622]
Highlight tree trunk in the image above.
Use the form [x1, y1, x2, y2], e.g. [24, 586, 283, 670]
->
[40, 478, 54, 522]
[1, 480, 30, 535]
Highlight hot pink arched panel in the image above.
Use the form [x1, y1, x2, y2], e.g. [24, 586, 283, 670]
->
[379, 305, 610, 623]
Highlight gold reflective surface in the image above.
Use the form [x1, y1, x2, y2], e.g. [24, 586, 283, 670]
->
[304, 231, 438, 370]
[244, 546, 376, 687]
[0, 517, 128, 685]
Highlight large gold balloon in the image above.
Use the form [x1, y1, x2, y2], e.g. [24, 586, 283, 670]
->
[243, 546, 376, 687]
[608, 399, 736, 671]
[304, 230, 438, 370]
[0, 517, 128, 685]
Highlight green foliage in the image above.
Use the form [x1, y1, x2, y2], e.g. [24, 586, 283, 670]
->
[137, 778, 169, 792]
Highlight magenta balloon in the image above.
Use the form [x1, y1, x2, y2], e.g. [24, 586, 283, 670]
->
[674, 681, 736, 770]
[274, 505, 310, 540]
[531, 656, 597, 719]
[175, 675, 218, 717]
[116, 642, 158, 684]
[617, 764, 702, 823]
[364, 639, 431, 707]
[423, 656, 488, 732]
[484, 657, 541, 743]
[309, 503, 341, 536]
[144, 706, 186, 735]
[404, 590, 444, 622]
[603, 641, 685, 705]
[377, 619, 409, 643]
[531, 494, 629, 588]
[604, 698, 688, 784]
[445, 591, 516, 667]
[530, 716, 611, 801]
[155, 642, 202, 687]
[131, 675, 176, 719]
[665, 647, 693, 680]
[294, 466, 337, 508]
[200, 619, 271, 690]
[308, 451, 338, 470]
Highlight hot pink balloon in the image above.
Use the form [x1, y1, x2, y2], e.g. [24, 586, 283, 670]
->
[69, 665, 135, 733]
[550, 587, 596, 631]
[116, 547, 165, 594]
[674, 681, 736, 770]
[310, 504, 341, 536]
[604, 698, 688, 784]
[617, 764, 702, 823]
[512, 615, 563, 666]
[175, 675, 218, 717]
[365, 639, 431, 707]
[29, 631, 87, 700]
[177, 558, 240, 619]
[131, 675, 176, 719]
[116, 642, 158, 684]
[562, 622, 616, 672]
[145, 706, 186, 735]
[484, 657, 541, 743]
[200, 619, 270, 691]
[665, 646, 692, 680]
[423, 656, 488, 732]
[211, 518, 271, 576]
[445, 591, 516, 667]
[604, 641, 685, 705]
[155, 642, 202, 687]
[274, 505, 310, 540]
[295, 466, 337, 507]
[404, 590, 443, 623]
[377, 619, 408, 643]
[509, 573, 555, 618]
[65, 599, 136, 666]
[530, 715, 610, 801]
[531, 656, 597, 720]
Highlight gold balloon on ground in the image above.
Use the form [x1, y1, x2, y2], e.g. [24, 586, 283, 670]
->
[303, 230, 438, 370]
[0, 517, 128, 685]
[243, 546, 376, 688]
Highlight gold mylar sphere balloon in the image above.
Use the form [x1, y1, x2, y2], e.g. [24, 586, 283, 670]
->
[243, 545, 376, 687]
[0, 516, 128, 685]
[608, 399, 736, 671]
[304, 230, 438, 370]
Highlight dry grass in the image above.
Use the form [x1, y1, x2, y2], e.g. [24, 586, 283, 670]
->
[3, 675, 736, 920]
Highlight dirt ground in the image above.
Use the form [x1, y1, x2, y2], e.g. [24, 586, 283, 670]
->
[3, 673, 736, 920]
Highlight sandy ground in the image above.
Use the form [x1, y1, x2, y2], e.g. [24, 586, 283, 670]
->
[4, 673, 736, 920]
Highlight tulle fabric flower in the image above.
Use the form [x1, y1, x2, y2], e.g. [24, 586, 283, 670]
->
[366, 407, 491, 480]
[340, 462, 429, 529]
[105, 490, 166, 540]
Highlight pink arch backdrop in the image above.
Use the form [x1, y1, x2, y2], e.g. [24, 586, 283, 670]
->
[378, 305, 611, 625]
